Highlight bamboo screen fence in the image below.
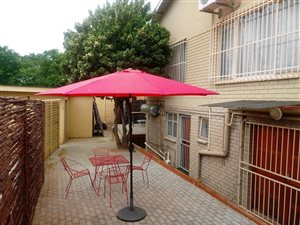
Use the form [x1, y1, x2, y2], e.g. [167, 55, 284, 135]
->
[0, 98, 45, 225]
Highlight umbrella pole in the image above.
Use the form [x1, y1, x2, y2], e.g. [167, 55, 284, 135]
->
[117, 97, 147, 222]
[128, 97, 134, 209]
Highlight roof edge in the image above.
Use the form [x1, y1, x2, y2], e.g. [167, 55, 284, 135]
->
[155, 0, 173, 14]
[202, 100, 300, 110]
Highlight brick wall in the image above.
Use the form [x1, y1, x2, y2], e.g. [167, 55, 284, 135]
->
[214, 79, 300, 102]
[186, 31, 211, 90]
[189, 108, 226, 179]
[146, 115, 161, 147]
[200, 116, 243, 202]
[148, 0, 300, 205]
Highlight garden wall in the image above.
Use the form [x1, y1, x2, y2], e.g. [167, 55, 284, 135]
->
[0, 98, 45, 225]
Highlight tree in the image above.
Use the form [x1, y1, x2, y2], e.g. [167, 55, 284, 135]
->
[63, 0, 171, 148]
[0, 46, 21, 85]
[14, 50, 66, 87]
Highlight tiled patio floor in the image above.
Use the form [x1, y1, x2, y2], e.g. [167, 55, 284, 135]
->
[32, 132, 255, 225]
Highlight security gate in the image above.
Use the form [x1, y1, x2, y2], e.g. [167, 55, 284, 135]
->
[239, 122, 300, 225]
[179, 115, 191, 172]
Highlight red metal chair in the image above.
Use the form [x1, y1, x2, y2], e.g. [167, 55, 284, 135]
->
[60, 158, 94, 198]
[95, 156, 115, 196]
[129, 151, 154, 188]
[92, 147, 110, 186]
[104, 160, 129, 207]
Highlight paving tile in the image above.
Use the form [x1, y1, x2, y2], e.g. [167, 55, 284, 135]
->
[32, 132, 254, 225]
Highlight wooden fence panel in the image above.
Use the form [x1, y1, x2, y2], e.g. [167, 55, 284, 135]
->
[0, 99, 26, 225]
[0, 98, 45, 225]
[44, 102, 51, 159]
[51, 101, 59, 153]
[44, 101, 59, 159]
[25, 101, 45, 224]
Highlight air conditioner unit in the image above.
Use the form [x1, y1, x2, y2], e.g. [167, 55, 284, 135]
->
[199, 0, 234, 13]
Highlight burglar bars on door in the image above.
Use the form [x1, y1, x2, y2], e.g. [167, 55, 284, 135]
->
[179, 115, 191, 172]
[239, 122, 300, 225]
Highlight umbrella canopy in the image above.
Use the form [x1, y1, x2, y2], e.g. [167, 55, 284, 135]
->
[37, 68, 218, 222]
[38, 69, 218, 97]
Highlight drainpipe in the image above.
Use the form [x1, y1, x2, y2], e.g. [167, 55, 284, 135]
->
[199, 108, 231, 157]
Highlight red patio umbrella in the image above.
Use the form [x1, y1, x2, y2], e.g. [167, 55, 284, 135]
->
[38, 68, 218, 222]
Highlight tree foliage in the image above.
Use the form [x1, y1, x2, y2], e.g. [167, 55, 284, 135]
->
[63, 0, 171, 148]
[0, 46, 65, 87]
[16, 50, 66, 87]
[63, 0, 171, 82]
[0, 46, 20, 85]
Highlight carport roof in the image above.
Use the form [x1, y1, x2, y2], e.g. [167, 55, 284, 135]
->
[203, 100, 300, 109]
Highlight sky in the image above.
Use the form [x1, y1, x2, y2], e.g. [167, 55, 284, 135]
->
[0, 0, 160, 56]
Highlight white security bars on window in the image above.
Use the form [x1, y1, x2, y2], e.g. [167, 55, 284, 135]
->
[166, 40, 186, 82]
[211, 0, 300, 83]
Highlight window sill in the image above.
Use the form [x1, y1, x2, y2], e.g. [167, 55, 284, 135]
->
[197, 138, 208, 144]
[213, 73, 299, 85]
[164, 136, 177, 143]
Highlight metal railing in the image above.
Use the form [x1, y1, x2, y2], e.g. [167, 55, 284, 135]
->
[144, 142, 170, 164]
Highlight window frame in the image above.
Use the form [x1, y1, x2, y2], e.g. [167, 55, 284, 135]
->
[211, 0, 300, 84]
[165, 39, 186, 82]
[198, 117, 209, 142]
[166, 112, 178, 138]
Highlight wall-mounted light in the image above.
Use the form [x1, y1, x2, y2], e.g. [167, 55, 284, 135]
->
[140, 104, 160, 116]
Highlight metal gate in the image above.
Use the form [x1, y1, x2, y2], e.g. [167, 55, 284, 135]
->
[179, 115, 191, 172]
[239, 121, 300, 225]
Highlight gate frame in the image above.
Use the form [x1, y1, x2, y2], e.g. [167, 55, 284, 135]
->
[238, 120, 300, 225]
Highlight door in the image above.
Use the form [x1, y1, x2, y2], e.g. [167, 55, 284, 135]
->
[239, 122, 300, 225]
[179, 115, 191, 173]
[248, 123, 300, 225]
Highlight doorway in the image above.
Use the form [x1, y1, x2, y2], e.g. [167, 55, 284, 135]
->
[179, 115, 191, 173]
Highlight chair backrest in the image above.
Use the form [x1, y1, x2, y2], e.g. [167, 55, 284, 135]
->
[60, 158, 73, 177]
[141, 151, 154, 170]
[107, 161, 128, 183]
[93, 147, 109, 158]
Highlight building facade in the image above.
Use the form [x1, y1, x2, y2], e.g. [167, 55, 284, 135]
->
[147, 1, 300, 224]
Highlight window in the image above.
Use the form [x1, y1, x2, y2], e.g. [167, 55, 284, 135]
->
[198, 117, 209, 140]
[166, 40, 186, 82]
[211, 0, 299, 83]
[167, 113, 177, 137]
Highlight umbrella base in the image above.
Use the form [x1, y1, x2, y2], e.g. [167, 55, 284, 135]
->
[117, 206, 147, 222]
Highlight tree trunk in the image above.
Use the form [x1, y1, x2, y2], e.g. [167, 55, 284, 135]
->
[121, 100, 129, 147]
[113, 98, 129, 149]
[113, 100, 122, 148]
